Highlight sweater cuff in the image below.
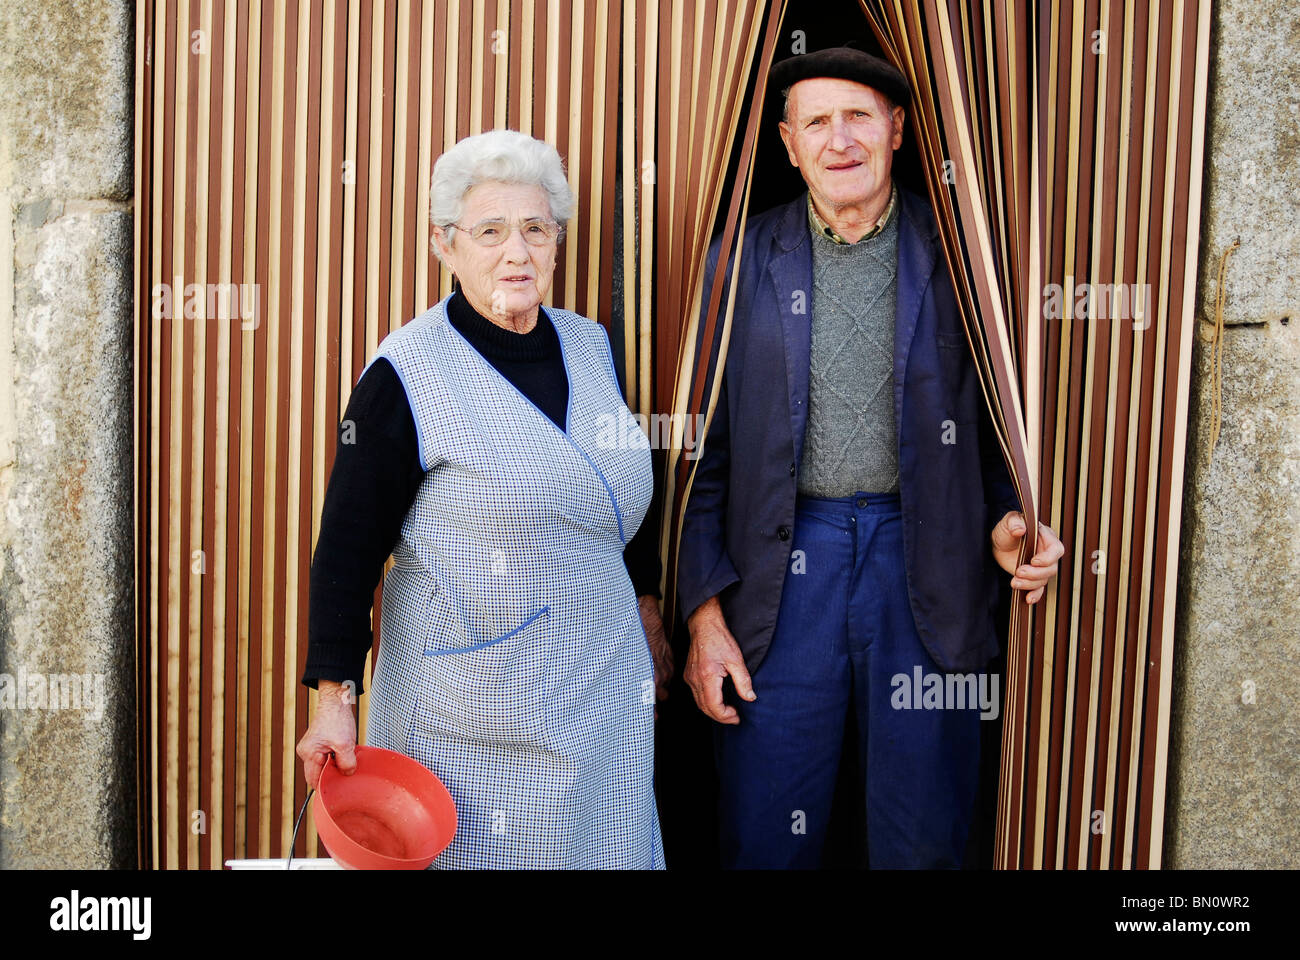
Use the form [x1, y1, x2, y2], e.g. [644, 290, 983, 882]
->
[301, 638, 371, 697]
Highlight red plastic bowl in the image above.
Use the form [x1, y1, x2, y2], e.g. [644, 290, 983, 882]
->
[314, 745, 457, 870]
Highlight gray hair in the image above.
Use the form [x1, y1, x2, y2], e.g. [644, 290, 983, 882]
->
[430, 130, 575, 251]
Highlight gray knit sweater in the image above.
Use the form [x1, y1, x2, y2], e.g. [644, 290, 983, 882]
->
[798, 204, 900, 497]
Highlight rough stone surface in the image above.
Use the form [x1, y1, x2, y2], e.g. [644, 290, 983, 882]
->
[0, 0, 135, 868]
[1192, 0, 1300, 327]
[1167, 0, 1300, 867]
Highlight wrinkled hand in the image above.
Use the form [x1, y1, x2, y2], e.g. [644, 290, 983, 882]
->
[683, 596, 755, 725]
[991, 511, 1065, 604]
[295, 680, 358, 789]
[639, 595, 673, 718]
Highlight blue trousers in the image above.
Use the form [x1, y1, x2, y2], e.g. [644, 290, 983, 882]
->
[714, 491, 984, 869]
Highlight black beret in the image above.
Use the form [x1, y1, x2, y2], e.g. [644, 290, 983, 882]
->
[769, 45, 911, 109]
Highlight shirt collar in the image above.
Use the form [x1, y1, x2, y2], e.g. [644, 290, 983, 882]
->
[807, 182, 897, 245]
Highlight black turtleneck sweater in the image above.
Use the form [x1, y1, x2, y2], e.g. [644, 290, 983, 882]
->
[302, 291, 662, 694]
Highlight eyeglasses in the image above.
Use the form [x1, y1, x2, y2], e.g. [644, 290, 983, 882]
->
[448, 217, 562, 247]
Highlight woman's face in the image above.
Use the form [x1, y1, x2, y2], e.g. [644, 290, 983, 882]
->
[433, 181, 559, 328]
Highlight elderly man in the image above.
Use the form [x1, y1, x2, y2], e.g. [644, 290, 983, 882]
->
[677, 46, 1064, 869]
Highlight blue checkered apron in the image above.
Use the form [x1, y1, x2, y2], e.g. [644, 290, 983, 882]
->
[362, 295, 664, 869]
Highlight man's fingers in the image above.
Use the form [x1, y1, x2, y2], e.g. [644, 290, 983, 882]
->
[998, 519, 1062, 601]
[704, 672, 739, 724]
[1032, 534, 1066, 566]
[991, 511, 1028, 552]
[1014, 563, 1056, 582]
[697, 667, 740, 724]
[727, 660, 756, 702]
[700, 670, 728, 721]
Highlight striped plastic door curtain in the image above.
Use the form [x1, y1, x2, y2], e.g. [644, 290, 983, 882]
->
[134, 0, 1210, 869]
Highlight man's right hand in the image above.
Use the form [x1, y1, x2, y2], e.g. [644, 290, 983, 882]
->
[295, 680, 358, 789]
[683, 596, 756, 725]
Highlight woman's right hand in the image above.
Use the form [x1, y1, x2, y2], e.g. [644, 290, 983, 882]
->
[295, 680, 359, 789]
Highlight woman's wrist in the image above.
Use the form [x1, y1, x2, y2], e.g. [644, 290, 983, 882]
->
[316, 679, 353, 706]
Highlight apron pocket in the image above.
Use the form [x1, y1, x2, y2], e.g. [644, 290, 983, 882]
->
[423, 605, 550, 658]
[413, 605, 553, 745]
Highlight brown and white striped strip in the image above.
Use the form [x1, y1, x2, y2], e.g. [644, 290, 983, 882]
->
[856, 0, 1212, 869]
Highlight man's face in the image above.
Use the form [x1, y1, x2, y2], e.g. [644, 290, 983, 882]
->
[778, 77, 905, 212]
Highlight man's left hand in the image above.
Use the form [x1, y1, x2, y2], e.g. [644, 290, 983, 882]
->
[991, 512, 1065, 604]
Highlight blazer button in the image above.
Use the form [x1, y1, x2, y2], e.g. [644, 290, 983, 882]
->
[788, 462, 796, 477]
[777, 525, 791, 541]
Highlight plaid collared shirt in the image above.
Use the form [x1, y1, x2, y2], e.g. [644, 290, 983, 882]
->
[807, 182, 898, 244]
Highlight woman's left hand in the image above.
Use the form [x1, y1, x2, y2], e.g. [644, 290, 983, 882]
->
[639, 595, 673, 716]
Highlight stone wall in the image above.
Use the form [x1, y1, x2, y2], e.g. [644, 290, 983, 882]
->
[0, 0, 136, 868]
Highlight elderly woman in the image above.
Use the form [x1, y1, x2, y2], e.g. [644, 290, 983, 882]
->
[296, 129, 671, 869]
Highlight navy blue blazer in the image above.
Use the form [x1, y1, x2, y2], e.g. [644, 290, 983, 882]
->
[677, 188, 1021, 674]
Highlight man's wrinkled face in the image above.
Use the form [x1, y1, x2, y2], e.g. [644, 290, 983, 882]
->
[778, 77, 905, 213]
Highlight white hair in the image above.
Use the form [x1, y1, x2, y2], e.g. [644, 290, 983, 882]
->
[429, 130, 575, 252]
